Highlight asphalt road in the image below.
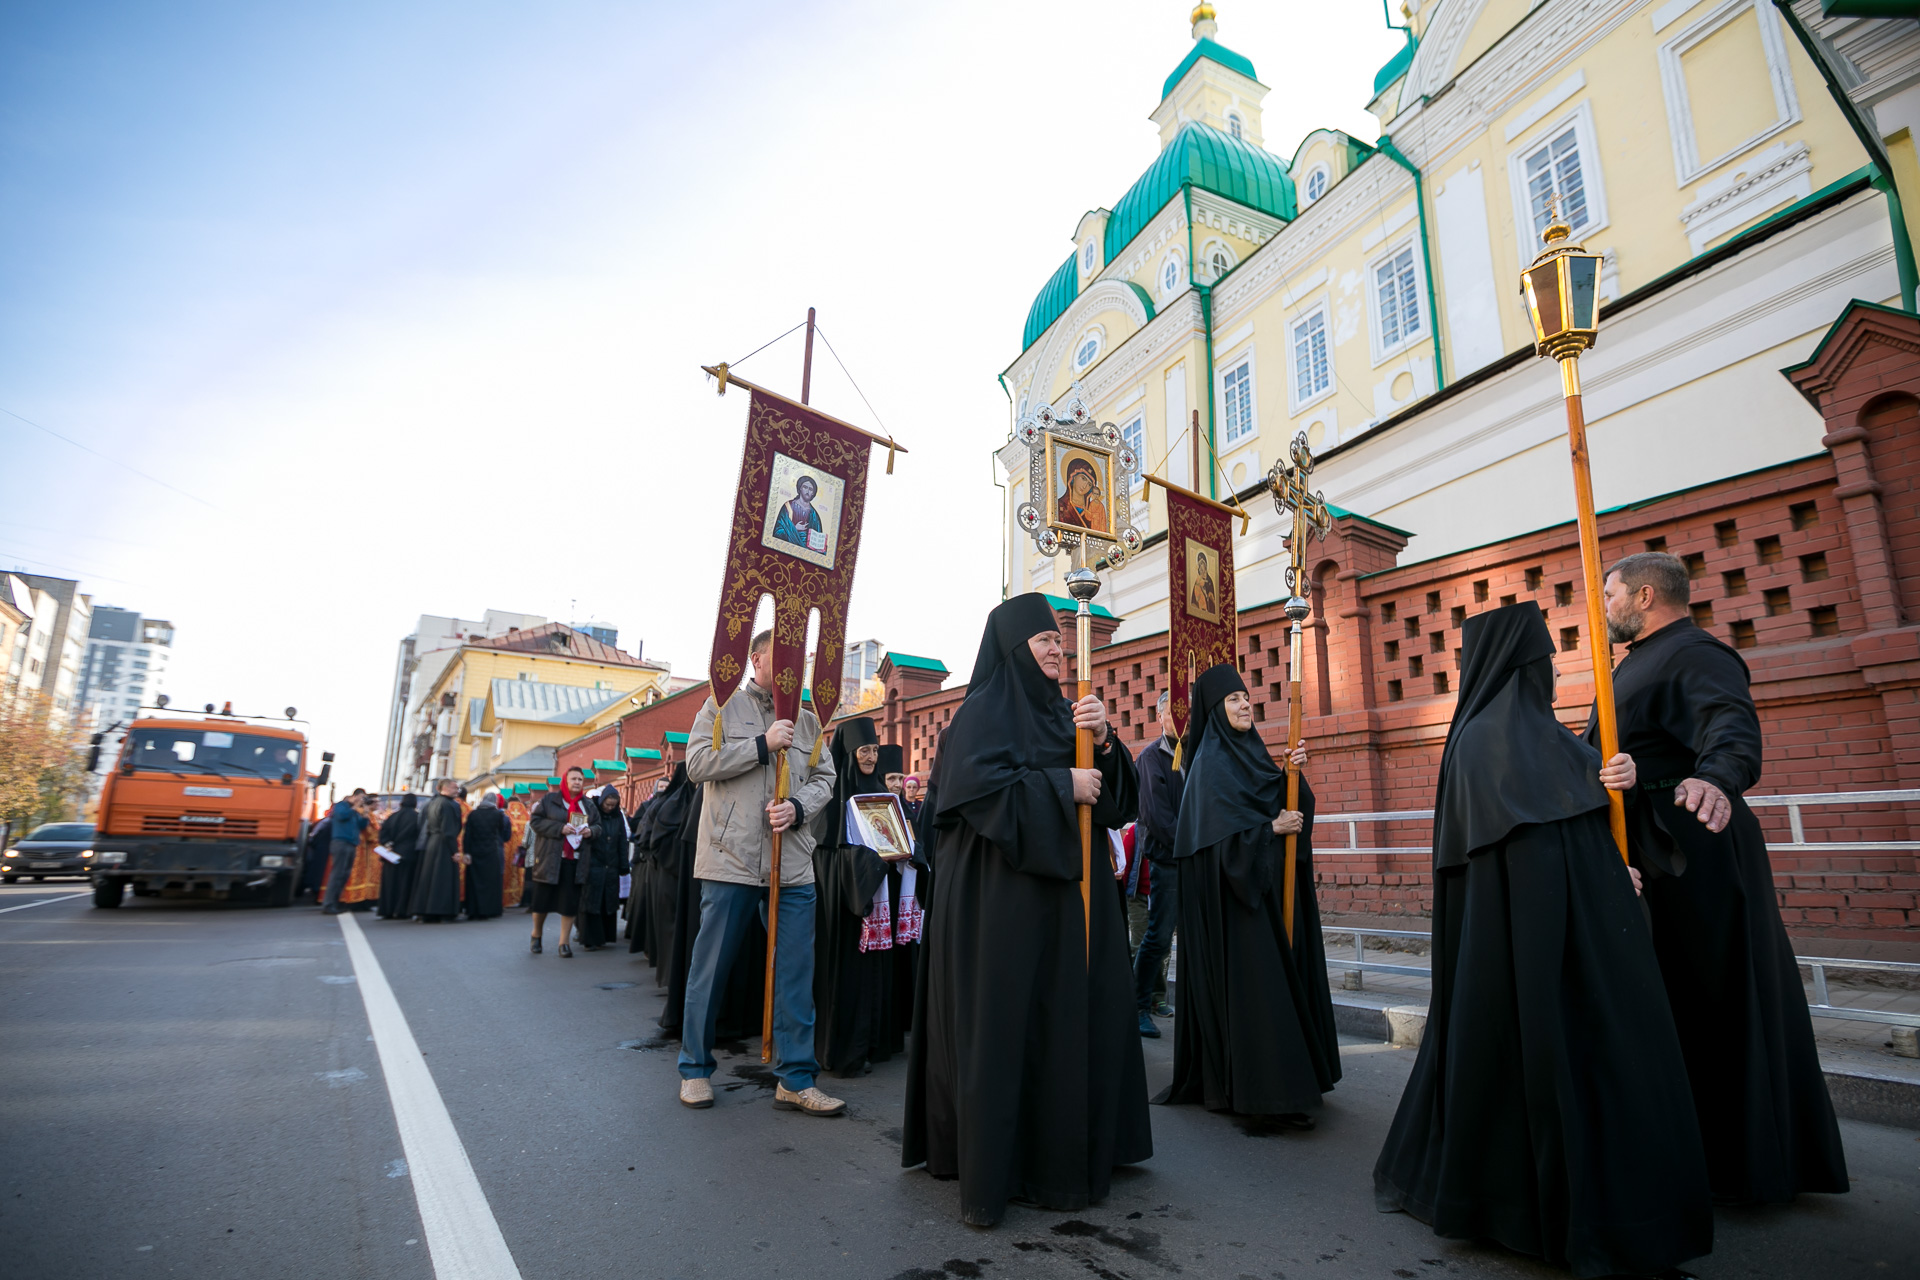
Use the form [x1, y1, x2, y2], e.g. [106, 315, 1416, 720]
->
[2, 882, 1914, 1280]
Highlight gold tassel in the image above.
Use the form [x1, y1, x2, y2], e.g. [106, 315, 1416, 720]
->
[807, 731, 824, 769]
[713, 362, 731, 395]
[711, 692, 726, 750]
[1171, 738, 1183, 772]
[886, 442, 896, 475]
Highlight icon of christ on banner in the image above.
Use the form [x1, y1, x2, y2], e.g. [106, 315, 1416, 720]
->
[759, 451, 845, 571]
[1185, 540, 1222, 623]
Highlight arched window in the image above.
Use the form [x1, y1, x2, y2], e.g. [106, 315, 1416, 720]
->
[1073, 327, 1104, 371]
[1200, 239, 1236, 282]
[1304, 166, 1330, 203]
[1227, 113, 1243, 140]
[1161, 252, 1184, 296]
[1082, 239, 1097, 272]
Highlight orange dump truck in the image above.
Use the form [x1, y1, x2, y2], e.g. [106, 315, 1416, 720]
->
[89, 710, 333, 909]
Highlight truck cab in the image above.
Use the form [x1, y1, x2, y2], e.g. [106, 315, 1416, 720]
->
[90, 713, 326, 909]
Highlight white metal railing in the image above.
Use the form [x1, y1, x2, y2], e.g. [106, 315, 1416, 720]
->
[1314, 790, 1920, 1030]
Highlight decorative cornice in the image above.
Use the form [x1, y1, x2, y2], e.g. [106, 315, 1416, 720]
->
[1401, 0, 1494, 105]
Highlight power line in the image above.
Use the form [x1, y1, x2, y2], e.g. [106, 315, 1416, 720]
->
[2, 406, 222, 511]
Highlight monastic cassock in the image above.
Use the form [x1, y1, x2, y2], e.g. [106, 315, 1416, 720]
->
[630, 768, 691, 970]
[1376, 602, 1712, 1279]
[624, 784, 664, 949]
[1156, 663, 1339, 1119]
[408, 793, 464, 922]
[1588, 616, 1847, 1204]
[461, 798, 511, 920]
[579, 786, 629, 949]
[657, 778, 764, 1038]
[375, 795, 422, 919]
[903, 593, 1147, 1227]
[814, 718, 900, 1077]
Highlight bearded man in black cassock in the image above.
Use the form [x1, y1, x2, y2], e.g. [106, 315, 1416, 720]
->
[814, 717, 901, 1076]
[1155, 663, 1340, 1124]
[1375, 601, 1712, 1279]
[903, 592, 1147, 1227]
[1592, 552, 1847, 1204]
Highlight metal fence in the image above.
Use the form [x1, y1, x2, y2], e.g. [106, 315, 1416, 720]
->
[1313, 790, 1920, 1031]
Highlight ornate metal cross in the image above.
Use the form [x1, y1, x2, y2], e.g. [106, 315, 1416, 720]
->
[1267, 431, 1331, 607]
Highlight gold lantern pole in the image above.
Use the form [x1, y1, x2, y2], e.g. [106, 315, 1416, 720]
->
[1521, 206, 1627, 862]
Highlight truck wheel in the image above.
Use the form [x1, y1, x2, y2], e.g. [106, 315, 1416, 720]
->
[1, 875, 15, 884]
[92, 879, 125, 909]
[267, 873, 295, 908]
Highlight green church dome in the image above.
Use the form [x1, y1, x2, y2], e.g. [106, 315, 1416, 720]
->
[1161, 35, 1259, 101]
[1103, 121, 1296, 266]
[1021, 254, 1081, 354]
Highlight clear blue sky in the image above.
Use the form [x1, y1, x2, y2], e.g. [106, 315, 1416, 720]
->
[1, 1, 1404, 784]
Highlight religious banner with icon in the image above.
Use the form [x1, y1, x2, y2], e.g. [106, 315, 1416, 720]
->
[1146, 474, 1241, 749]
[1014, 380, 1141, 564]
[701, 369, 905, 728]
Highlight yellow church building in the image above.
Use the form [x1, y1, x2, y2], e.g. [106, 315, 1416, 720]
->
[1000, 2, 1920, 635]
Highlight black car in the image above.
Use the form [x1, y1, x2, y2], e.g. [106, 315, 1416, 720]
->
[3, 822, 98, 882]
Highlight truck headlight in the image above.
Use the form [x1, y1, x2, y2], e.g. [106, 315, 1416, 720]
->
[80, 850, 94, 858]
[97, 851, 127, 865]
[258, 855, 288, 868]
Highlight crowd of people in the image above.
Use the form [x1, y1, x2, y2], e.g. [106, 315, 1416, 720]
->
[314, 549, 1847, 1278]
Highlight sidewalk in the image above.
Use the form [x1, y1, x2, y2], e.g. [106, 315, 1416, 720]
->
[1315, 912, 1920, 1124]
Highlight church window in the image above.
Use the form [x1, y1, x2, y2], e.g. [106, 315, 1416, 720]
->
[1523, 125, 1591, 239]
[1161, 252, 1185, 297]
[1303, 165, 1330, 203]
[1373, 244, 1424, 351]
[1073, 329, 1103, 371]
[1210, 246, 1233, 280]
[1227, 112, 1243, 140]
[1290, 307, 1330, 406]
[1122, 416, 1145, 490]
[1221, 359, 1255, 446]
[1082, 239, 1098, 272]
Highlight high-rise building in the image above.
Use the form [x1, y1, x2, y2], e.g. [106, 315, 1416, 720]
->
[78, 607, 175, 748]
[5, 574, 92, 731]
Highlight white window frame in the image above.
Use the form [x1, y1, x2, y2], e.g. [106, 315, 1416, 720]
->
[1072, 325, 1105, 372]
[1287, 299, 1335, 414]
[1367, 238, 1429, 365]
[1226, 111, 1244, 140]
[1198, 238, 1237, 283]
[1217, 349, 1258, 450]
[1658, 0, 1800, 188]
[1121, 415, 1146, 493]
[1505, 100, 1610, 266]
[1302, 163, 1331, 204]
[1081, 238, 1099, 273]
[1159, 250, 1186, 301]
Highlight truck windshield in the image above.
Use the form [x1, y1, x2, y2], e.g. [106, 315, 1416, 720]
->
[125, 729, 304, 779]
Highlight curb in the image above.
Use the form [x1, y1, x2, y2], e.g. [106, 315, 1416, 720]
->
[1331, 997, 1920, 1130]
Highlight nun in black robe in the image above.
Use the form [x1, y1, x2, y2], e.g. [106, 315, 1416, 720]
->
[623, 786, 661, 949]
[578, 786, 629, 949]
[1586, 616, 1847, 1204]
[375, 795, 421, 919]
[903, 592, 1148, 1227]
[1374, 602, 1712, 1279]
[408, 791, 464, 922]
[657, 780, 764, 1038]
[813, 717, 898, 1076]
[461, 794, 511, 921]
[632, 767, 691, 971]
[1155, 663, 1340, 1120]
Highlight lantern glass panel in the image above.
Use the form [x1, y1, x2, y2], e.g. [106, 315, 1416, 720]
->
[1526, 261, 1565, 342]
[1566, 255, 1598, 331]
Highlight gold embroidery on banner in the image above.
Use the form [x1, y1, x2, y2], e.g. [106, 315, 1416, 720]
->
[1165, 489, 1237, 741]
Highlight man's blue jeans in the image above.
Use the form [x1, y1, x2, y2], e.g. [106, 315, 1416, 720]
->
[1133, 858, 1178, 1011]
[678, 879, 820, 1092]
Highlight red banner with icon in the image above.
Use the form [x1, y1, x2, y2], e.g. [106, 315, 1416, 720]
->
[1155, 478, 1239, 745]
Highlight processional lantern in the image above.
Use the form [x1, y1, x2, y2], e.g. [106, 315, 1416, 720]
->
[1013, 380, 1140, 961]
[1266, 431, 1330, 945]
[1520, 204, 1627, 861]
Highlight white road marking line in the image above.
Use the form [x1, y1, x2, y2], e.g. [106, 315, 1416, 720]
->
[338, 912, 523, 1280]
[0, 893, 89, 915]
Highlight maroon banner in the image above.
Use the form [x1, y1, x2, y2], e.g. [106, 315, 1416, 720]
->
[1161, 480, 1238, 744]
[708, 384, 876, 727]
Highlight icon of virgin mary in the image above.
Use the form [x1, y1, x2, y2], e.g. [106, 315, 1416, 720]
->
[1055, 455, 1109, 532]
[772, 474, 828, 554]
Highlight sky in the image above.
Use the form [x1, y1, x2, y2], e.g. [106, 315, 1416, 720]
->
[0, 0, 1406, 785]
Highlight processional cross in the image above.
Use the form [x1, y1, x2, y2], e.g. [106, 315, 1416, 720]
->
[1266, 432, 1331, 944]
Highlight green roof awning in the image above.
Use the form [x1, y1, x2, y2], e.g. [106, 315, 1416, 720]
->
[531, 784, 549, 792]
[581, 769, 596, 781]
[547, 776, 563, 785]
[627, 748, 663, 760]
[1043, 592, 1118, 620]
[884, 651, 949, 674]
[592, 759, 627, 772]
[663, 732, 690, 745]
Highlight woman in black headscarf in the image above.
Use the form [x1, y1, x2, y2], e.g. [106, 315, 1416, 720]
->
[375, 794, 422, 920]
[1157, 662, 1340, 1122]
[625, 776, 669, 955]
[1373, 601, 1712, 1278]
[813, 717, 898, 1076]
[902, 592, 1146, 1228]
[578, 785, 629, 950]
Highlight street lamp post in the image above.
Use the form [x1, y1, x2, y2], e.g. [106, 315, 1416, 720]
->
[1521, 213, 1628, 862]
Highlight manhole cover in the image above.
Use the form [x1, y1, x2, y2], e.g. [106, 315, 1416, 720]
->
[596, 982, 636, 990]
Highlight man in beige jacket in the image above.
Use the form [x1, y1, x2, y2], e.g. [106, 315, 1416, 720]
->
[676, 628, 844, 1115]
